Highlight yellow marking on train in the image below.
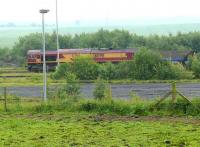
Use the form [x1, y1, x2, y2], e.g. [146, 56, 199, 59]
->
[104, 53, 126, 58]
[79, 54, 92, 57]
[60, 54, 73, 62]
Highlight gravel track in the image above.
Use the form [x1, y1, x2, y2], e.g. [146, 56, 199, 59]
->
[1, 83, 200, 99]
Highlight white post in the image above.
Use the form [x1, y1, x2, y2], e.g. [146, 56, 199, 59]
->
[42, 14, 47, 101]
[56, 0, 60, 66]
[40, 9, 49, 101]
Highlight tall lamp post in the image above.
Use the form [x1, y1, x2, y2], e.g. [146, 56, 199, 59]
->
[40, 9, 49, 101]
[56, 0, 60, 66]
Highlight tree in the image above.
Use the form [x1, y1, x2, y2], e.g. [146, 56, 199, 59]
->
[110, 29, 132, 48]
[0, 48, 12, 66]
[134, 48, 162, 80]
[11, 33, 42, 64]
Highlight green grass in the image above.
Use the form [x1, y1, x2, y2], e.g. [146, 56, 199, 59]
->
[1, 113, 200, 146]
[0, 98, 200, 146]
[1, 97, 200, 117]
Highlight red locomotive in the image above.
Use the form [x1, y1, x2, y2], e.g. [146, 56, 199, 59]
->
[27, 48, 136, 71]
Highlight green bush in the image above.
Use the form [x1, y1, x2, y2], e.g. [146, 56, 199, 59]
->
[93, 78, 109, 100]
[51, 63, 71, 79]
[79, 100, 133, 115]
[191, 55, 200, 78]
[115, 61, 135, 79]
[133, 104, 149, 115]
[156, 62, 193, 80]
[65, 73, 80, 100]
[99, 62, 116, 80]
[71, 56, 100, 80]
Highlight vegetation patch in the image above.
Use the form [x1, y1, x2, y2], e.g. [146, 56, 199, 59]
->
[0, 113, 200, 146]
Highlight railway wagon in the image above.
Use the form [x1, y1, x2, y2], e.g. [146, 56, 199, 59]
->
[27, 48, 136, 71]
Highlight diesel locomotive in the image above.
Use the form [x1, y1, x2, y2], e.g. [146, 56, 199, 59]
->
[27, 48, 136, 71]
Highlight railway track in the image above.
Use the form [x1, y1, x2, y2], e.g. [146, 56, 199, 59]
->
[0, 75, 31, 78]
[0, 67, 34, 78]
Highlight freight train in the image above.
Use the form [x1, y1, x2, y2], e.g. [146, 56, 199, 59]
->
[27, 48, 137, 71]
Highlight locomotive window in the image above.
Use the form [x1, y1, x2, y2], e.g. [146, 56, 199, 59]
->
[28, 54, 40, 58]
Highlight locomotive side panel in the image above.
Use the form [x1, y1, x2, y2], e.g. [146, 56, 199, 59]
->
[93, 51, 132, 62]
[59, 53, 92, 63]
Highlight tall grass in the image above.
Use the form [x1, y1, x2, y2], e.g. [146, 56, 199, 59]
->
[1, 96, 200, 117]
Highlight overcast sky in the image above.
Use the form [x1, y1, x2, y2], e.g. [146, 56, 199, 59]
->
[1, 0, 200, 25]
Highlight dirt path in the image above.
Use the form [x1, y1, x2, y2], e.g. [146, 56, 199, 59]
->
[1, 113, 200, 125]
[91, 115, 200, 125]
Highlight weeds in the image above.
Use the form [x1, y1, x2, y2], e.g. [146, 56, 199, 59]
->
[1, 93, 200, 117]
[93, 78, 112, 101]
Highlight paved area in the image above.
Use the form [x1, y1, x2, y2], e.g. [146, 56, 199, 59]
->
[1, 83, 200, 99]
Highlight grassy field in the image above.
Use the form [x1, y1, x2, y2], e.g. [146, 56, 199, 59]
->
[1, 113, 200, 146]
[0, 98, 200, 146]
[1, 23, 200, 48]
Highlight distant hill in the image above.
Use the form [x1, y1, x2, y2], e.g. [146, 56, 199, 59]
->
[1, 23, 200, 48]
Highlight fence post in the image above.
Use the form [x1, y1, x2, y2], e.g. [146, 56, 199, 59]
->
[171, 82, 177, 103]
[4, 87, 7, 111]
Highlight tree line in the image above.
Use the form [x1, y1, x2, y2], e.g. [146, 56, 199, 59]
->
[1, 29, 200, 65]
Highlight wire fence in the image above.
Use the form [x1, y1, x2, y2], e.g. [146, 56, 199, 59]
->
[0, 83, 200, 100]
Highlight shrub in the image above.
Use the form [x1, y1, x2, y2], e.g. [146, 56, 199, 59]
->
[156, 62, 193, 80]
[51, 63, 71, 79]
[191, 56, 200, 78]
[65, 73, 80, 100]
[79, 100, 133, 115]
[93, 78, 109, 100]
[71, 56, 100, 80]
[115, 61, 135, 79]
[57, 87, 68, 99]
[99, 62, 116, 80]
[133, 104, 149, 115]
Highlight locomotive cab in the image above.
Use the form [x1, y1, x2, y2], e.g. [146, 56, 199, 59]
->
[27, 50, 41, 71]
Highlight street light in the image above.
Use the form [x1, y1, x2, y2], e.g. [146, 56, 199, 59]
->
[40, 9, 49, 101]
[56, 0, 60, 66]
